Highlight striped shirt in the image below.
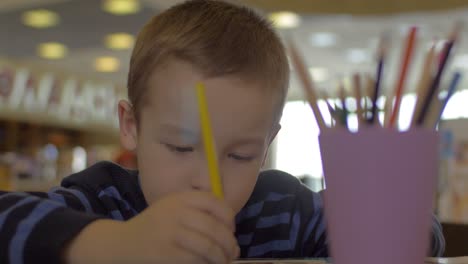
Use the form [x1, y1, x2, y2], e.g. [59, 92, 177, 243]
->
[0, 161, 444, 264]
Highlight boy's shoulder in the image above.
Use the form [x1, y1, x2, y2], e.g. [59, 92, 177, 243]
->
[255, 169, 303, 194]
[61, 161, 147, 212]
[235, 170, 326, 258]
[62, 161, 137, 188]
[247, 169, 319, 205]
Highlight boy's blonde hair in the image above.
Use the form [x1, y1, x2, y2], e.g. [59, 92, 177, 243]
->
[127, 0, 289, 122]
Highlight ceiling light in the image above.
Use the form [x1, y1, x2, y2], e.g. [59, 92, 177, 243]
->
[103, 0, 140, 15]
[95, 56, 120, 72]
[346, 48, 369, 64]
[310, 32, 338, 47]
[105, 32, 135, 50]
[22, 9, 59, 29]
[309, 67, 330, 83]
[454, 54, 468, 69]
[37, 42, 68, 59]
[268, 12, 301, 29]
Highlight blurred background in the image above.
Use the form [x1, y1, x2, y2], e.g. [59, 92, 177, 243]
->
[1, 0, 468, 250]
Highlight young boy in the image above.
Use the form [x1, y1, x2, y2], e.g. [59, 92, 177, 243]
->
[0, 1, 444, 263]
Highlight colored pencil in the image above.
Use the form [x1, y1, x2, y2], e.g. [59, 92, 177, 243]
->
[431, 71, 463, 128]
[410, 41, 437, 127]
[364, 75, 377, 124]
[389, 26, 418, 128]
[416, 23, 461, 125]
[320, 90, 337, 128]
[383, 92, 393, 128]
[195, 82, 224, 199]
[338, 82, 349, 129]
[353, 73, 364, 127]
[288, 41, 327, 131]
[370, 35, 387, 125]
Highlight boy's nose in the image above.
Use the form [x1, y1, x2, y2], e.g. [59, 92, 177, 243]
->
[191, 165, 218, 192]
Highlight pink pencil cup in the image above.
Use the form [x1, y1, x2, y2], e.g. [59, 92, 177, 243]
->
[319, 128, 438, 264]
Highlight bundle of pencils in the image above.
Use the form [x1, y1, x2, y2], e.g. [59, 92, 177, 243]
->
[289, 22, 464, 132]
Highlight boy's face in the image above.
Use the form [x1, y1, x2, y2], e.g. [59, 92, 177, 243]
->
[119, 59, 280, 213]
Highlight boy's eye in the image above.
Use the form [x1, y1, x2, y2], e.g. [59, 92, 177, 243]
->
[228, 153, 254, 162]
[165, 143, 194, 153]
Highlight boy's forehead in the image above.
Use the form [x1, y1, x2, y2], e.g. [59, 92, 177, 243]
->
[147, 59, 273, 106]
[144, 59, 277, 132]
[147, 82, 275, 130]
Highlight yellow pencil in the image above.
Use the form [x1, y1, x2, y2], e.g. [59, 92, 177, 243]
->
[195, 82, 224, 199]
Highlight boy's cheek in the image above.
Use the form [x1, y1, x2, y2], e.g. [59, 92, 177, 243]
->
[137, 167, 188, 205]
[224, 171, 259, 212]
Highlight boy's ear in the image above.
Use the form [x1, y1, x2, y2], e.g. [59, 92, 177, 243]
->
[118, 100, 138, 151]
[261, 123, 281, 167]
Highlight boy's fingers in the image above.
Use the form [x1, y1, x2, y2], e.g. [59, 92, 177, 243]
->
[181, 207, 238, 260]
[175, 226, 229, 264]
[181, 191, 236, 231]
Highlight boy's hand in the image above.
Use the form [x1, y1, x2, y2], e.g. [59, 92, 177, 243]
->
[66, 191, 240, 264]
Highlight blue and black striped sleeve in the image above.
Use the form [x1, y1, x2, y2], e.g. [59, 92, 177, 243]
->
[235, 170, 329, 258]
[0, 187, 104, 264]
[296, 187, 328, 257]
[0, 161, 146, 264]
